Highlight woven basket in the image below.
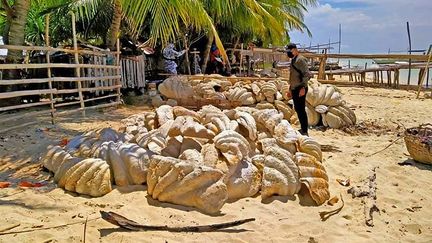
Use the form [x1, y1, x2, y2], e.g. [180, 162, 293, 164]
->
[404, 123, 432, 165]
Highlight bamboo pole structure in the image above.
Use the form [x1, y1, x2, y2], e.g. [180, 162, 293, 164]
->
[71, 12, 85, 116]
[427, 68, 430, 87]
[407, 22, 412, 85]
[301, 53, 428, 61]
[239, 43, 244, 76]
[416, 50, 432, 98]
[0, 89, 57, 99]
[0, 101, 52, 112]
[387, 71, 391, 86]
[0, 40, 122, 133]
[54, 101, 82, 108]
[45, 14, 55, 124]
[0, 44, 119, 56]
[0, 78, 52, 85]
[0, 63, 121, 70]
[84, 94, 118, 103]
[115, 39, 121, 104]
[183, 35, 191, 75]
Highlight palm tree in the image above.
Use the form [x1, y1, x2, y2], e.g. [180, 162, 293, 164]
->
[200, 0, 316, 72]
[68, 0, 229, 63]
[1, 0, 316, 66]
[106, 0, 121, 49]
[2, 0, 32, 63]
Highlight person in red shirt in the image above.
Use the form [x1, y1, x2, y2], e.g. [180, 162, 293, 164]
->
[209, 44, 224, 74]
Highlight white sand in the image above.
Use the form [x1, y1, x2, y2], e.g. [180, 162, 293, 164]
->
[0, 86, 431, 243]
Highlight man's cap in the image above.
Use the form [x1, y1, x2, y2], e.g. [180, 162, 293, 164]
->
[287, 43, 297, 50]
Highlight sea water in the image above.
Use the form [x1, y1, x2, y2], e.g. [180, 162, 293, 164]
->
[334, 59, 430, 87]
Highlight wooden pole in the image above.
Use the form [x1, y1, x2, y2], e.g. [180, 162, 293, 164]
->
[115, 39, 121, 104]
[427, 45, 432, 88]
[427, 68, 430, 87]
[416, 50, 432, 98]
[318, 49, 327, 80]
[338, 24, 342, 61]
[418, 68, 425, 85]
[393, 70, 397, 88]
[239, 43, 243, 76]
[380, 71, 384, 84]
[363, 63, 367, 85]
[183, 35, 191, 75]
[45, 14, 55, 124]
[387, 70, 391, 86]
[396, 69, 400, 87]
[407, 22, 412, 85]
[71, 12, 85, 116]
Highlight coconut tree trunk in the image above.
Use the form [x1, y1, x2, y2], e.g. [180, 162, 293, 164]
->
[6, 0, 31, 63]
[201, 31, 214, 73]
[107, 0, 122, 50]
[2, 0, 31, 106]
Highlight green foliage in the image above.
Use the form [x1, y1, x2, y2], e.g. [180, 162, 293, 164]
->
[0, 0, 316, 47]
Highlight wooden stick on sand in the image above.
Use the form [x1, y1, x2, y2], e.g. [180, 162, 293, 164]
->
[100, 211, 255, 232]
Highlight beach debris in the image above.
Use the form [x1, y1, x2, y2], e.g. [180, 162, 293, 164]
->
[83, 216, 88, 243]
[342, 120, 400, 136]
[321, 144, 342, 153]
[18, 181, 45, 188]
[0, 218, 98, 236]
[336, 178, 351, 187]
[347, 167, 379, 227]
[308, 237, 318, 243]
[366, 137, 404, 157]
[0, 182, 11, 188]
[100, 211, 255, 232]
[327, 196, 339, 206]
[319, 194, 345, 221]
[0, 223, 20, 233]
[59, 138, 69, 147]
[406, 206, 422, 212]
[398, 160, 415, 166]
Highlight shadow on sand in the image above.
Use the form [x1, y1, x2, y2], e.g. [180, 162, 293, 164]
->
[398, 158, 432, 172]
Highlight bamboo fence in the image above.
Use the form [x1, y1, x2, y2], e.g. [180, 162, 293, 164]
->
[121, 55, 146, 90]
[0, 13, 122, 133]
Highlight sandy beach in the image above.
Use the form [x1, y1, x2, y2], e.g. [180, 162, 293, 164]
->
[1, 85, 431, 243]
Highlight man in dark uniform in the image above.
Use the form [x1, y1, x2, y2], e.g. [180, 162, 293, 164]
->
[287, 43, 311, 136]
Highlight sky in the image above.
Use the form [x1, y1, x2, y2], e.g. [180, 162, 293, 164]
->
[289, 0, 432, 54]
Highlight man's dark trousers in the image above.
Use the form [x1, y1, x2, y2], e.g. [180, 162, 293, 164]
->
[291, 86, 309, 134]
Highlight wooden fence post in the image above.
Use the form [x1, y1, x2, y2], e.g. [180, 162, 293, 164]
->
[116, 39, 121, 104]
[45, 14, 55, 124]
[71, 12, 85, 116]
[387, 70, 392, 86]
[239, 43, 244, 76]
[318, 50, 327, 80]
